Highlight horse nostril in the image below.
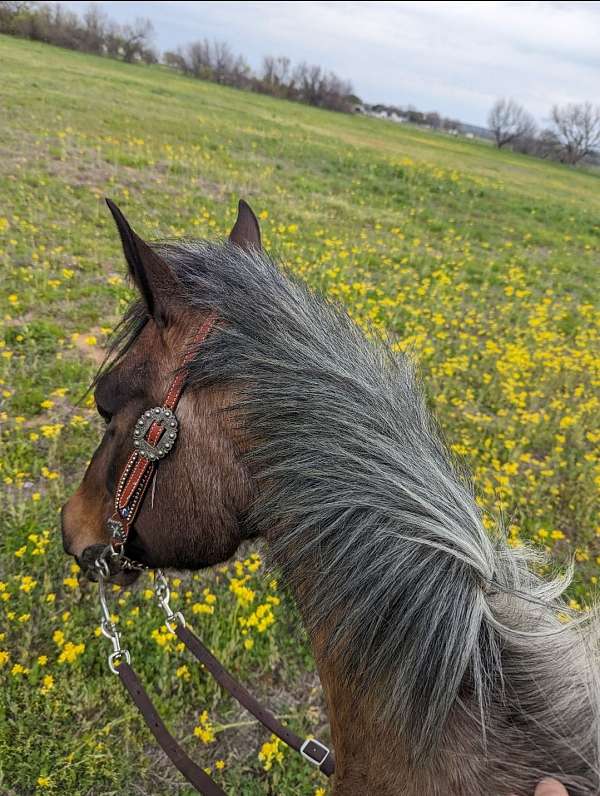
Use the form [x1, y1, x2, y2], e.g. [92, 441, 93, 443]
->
[79, 544, 109, 570]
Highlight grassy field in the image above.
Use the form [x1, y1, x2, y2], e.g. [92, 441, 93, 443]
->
[1, 35, 599, 795]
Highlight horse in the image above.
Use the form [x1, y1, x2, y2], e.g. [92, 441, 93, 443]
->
[61, 199, 600, 796]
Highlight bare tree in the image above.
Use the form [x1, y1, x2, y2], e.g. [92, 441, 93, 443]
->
[184, 39, 212, 78]
[550, 102, 600, 165]
[488, 98, 536, 148]
[163, 48, 187, 72]
[535, 128, 563, 160]
[425, 111, 441, 129]
[211, 40, 234, 83]
[120, 17, 155, 63]
[260, 55, 291, 96]
[211, 41, 249, 87]
[293, 62, 322, 106]
[315, 71, 351, 112]
[81, 3, 108, 54]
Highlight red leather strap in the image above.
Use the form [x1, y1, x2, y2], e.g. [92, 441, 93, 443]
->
[117, 453, 149, 511]
[110, 312, 218, 550]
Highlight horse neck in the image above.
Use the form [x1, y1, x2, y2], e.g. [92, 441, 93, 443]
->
[284, 577, 427, 795]
[311, 636, 409, 795]
[312, 639, 497, 795]
[285, 579, 487, 796]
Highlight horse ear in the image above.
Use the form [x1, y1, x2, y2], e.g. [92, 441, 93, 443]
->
[105, 198, 177, 326]
[229, 199, 262, 251]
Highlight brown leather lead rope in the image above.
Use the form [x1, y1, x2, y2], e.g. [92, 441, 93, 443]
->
[118, 662, 226, 796]
[175, 624, 335, 776]
[98, 569, 333, 795]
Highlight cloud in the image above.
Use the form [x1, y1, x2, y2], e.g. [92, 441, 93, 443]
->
[57, 1, 600, 125]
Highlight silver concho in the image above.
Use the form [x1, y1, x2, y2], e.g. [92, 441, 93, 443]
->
[132, 406, 179, 461]
[106, 516, 126, 542]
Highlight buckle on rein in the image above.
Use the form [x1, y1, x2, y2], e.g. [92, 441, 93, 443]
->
[92, 564, 333, 780]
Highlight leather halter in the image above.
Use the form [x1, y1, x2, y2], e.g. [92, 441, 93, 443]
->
[94, 312, 334, 793]
[104, 312, 218, 569]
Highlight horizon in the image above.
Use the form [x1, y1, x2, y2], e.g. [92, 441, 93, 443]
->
[51, 0, 600, 128]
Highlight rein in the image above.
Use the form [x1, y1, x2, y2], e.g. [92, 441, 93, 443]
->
[93, 314, 334, 794]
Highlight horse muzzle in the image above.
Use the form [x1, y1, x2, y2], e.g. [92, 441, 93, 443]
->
[77, 544, 141, 586]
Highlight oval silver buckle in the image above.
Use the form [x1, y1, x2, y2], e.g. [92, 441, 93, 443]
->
[133, 406, 179, 462]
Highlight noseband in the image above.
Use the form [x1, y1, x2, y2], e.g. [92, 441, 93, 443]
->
[93, 314, 333, 795]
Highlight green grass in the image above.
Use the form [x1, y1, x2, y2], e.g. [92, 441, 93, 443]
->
[1, 35, 599, 795]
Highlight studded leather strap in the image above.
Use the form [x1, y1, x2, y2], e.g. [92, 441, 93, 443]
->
[109, 312, 218, 550]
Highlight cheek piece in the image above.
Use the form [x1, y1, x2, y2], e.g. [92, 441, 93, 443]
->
[98, 312, 218, 573]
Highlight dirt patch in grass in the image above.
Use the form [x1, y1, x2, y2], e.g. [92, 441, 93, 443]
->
[71, 329, 106, 366]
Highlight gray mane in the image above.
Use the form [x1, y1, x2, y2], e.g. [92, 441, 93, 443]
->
[164, 240, 600, 794]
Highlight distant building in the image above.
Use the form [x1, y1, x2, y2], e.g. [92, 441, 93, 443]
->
[353, 102, 493, 142]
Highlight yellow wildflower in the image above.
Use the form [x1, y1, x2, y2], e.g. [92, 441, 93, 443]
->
[193, 710, 215, 744]
[192, 603, 214, 615]
[58, 641, 85, 664]
[258, 735, 284, 771]
[20, 575, 37, 593]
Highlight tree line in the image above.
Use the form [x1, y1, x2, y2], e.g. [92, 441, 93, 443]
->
[164, 48, 356, 112]
[0, 1, 157, 63]
[3, 2, 598, 163]
[488, 98, 600, 165]
[0, 1, 358, 112]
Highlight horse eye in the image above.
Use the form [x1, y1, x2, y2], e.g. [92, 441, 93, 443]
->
[96, 403, 112, 425]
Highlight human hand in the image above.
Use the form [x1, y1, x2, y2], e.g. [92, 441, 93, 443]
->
[511, 779, 569, 796]
[534, 779, 568, 796]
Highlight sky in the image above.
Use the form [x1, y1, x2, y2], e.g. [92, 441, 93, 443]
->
[55, 1, 600, 127]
